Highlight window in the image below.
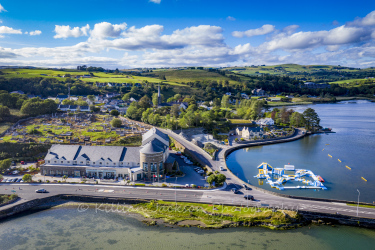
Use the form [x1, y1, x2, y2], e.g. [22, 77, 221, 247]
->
[74, 161, 77, 165]
[87, 161, 90, 164]
[159, 162, 163, 171]
[67, 161, 70, 164]
[61, 161, 63, 164]
[80, 161, 83, 164]
[143, 162, 148, 172]
[113, 163, 116, 166]
[151, 163, 156, 172]
[54, 161, 57, 163]
[47, 161, 50, 163]
[100, 162, 102, 165]
[120, 162, 123, 165]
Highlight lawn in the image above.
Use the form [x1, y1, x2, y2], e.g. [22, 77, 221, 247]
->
[228, 119, 253, 124]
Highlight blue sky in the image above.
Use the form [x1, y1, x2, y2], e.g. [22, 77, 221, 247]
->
[0, 0, 375, 68]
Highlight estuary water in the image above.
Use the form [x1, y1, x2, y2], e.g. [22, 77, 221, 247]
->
[1, 207, 375, 250]
[226, 100, 375, 203]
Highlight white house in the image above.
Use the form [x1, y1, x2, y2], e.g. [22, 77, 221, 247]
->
[257, 118, 274, 126]
[241, 93, 250, 99]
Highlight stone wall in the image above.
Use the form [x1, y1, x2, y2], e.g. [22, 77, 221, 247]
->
[140, 152, 163, 179]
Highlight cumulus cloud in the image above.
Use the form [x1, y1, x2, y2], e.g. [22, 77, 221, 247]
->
[90, 22, 127, 39]
[232, 24, 275, 38]
[227, 16, 236, 21]
[149, 0, 161, 3]
[29, 30, 42, 36]
[348, 10, 375, 26]
[261, 25, 372, 51]
[0, 4, 6, 12]
[92, 24, 224, 51]
[0, 26, 22, 38]
[54, 24, 90, 39]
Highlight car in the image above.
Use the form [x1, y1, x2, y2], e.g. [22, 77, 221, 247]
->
[13, 178, 18, 182]
[244, 195, 254, 200]
[7, 179, 13, 182]
[35, 189, 48, 193]
[242, 184, 251, 190]
[197, 170, 205, 174]
[231, 188, 239, 194]
[220, 166, 225, 171]
[16, 178, 22, 182]
[2, 178, 7, 182]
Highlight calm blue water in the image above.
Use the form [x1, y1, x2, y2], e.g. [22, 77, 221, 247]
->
[227, 100, 375, 203]
[0, 207, 374, 249]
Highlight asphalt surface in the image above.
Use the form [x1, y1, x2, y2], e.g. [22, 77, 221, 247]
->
[1, 183, 375, 219]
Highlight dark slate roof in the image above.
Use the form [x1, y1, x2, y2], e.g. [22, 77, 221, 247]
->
[58, 105, 69, 109]
[142, 127, 169, 146]
[69, 105, 78, 109]
[80, 106, 89, 110]
[140, 141, 164, 154]
[45, 145, 141, 163]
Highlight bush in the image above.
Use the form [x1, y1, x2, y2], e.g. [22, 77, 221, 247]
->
[161, 183, 167, 187]
[46, 180, 50, 183]
[135, 183, 146, 186]
[111, 118, 122, 128]
[191, 184, 197, 188]
[110, 110, 120, 116]
[240, 138, 245, 141]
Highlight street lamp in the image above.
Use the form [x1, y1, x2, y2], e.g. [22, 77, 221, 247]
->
[357, 189, 360, 217]
[175, 177, 177, 206]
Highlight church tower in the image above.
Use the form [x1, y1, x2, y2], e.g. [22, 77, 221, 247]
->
[158, 84, 161, 105]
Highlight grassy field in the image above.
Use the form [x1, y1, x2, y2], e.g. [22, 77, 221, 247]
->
[147, 69, 240, 85]
[132, 200, 300, 228]
[329, 78, 375, 85]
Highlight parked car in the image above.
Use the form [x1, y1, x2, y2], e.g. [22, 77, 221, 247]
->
[242, 184, 251, 190]
[220, 166, 225, 171]
[2, 178, 7, 182]
[35, 189, 48, 193]
[244, 195, 254, 200]
[7, 179, 13, 182]
[16, 178, 22, 182]
[197, 170, 205, 174]
[13, 178, 18, 182]
[231, 188, 239, 194]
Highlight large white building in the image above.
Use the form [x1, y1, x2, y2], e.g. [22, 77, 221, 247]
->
[41, 127, 174, 181]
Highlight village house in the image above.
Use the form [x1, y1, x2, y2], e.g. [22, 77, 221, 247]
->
[251, 88, 266, 96]
[257, 118, 274, 126]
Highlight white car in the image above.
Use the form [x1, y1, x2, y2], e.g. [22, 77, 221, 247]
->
[220, 166, 225, 171]
[197, 170, 205, 174]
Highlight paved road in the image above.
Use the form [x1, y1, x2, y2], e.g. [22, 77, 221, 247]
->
[1, 183, 375, 219]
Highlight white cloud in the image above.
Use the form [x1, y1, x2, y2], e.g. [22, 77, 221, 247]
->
[349, 10, 375, 26]
[0, 26, 22, 38]
[29, 30, 42, 36]
[0, 4, 6, 13]
[54, 24, 90, 39]
[262, 25, 371, 51]
[232, 24, 275, 38]
[91, 24, 224, 51]
[150, 0, 161, 3]
[90, 22, 127, 39]
[227, 16, 236, 21]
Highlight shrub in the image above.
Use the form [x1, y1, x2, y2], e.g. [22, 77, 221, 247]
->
[135, 183, 146, 186]
[46, 180, 50, 183]
[191, 184, 197, 188]
[161, 183, 167, 187]
[240, 138, 244, 141]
